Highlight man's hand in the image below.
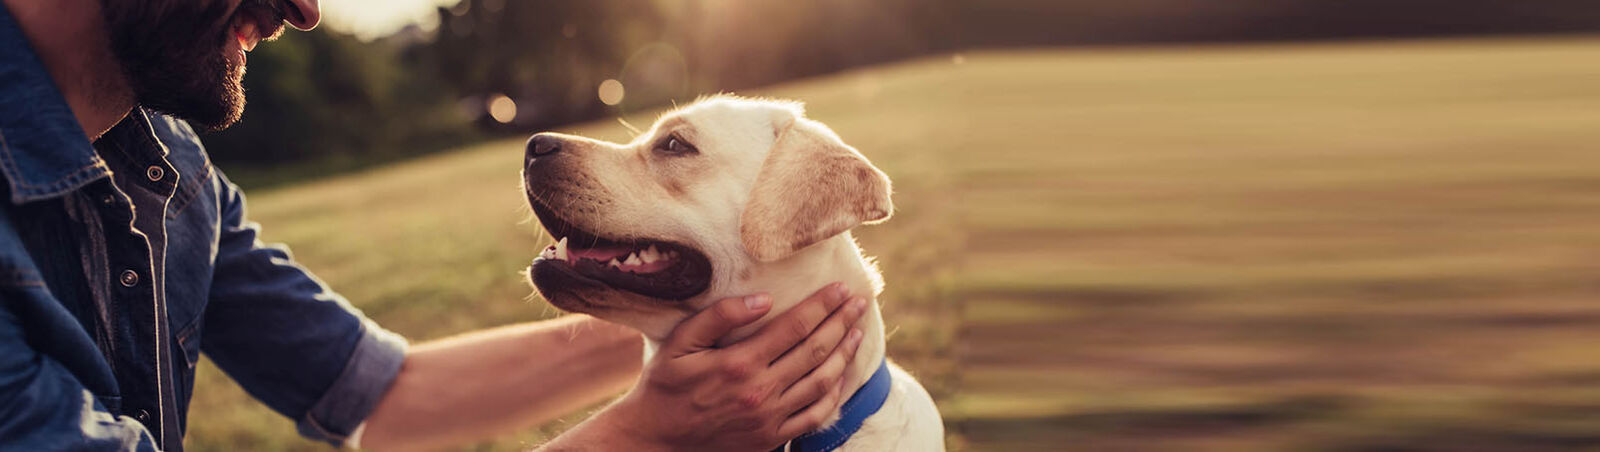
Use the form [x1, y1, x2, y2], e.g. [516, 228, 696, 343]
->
[594, 283, 868, 451]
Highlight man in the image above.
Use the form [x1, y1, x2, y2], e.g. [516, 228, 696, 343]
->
[0, 0, 867, 450]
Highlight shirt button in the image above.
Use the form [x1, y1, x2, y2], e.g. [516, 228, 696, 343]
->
[119, 269, 139, 287]
[146, 165, 165, 182]
[133, 409, 151, 424]
[101, 194, 116, 206]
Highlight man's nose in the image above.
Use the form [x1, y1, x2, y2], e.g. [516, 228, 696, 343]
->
[525, 133, 563, 166]
[283, 0, 322, 31]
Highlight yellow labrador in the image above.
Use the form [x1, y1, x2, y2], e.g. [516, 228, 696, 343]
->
[521, 96, 943, 451]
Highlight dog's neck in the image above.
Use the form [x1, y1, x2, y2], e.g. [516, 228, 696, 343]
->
[645, 231, 888, 412]
[736, 232, 887, 400]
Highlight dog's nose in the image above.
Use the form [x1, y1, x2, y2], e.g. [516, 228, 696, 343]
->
[526, 133, 563, 161]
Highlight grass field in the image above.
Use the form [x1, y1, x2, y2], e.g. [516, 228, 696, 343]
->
[186, 35, 1600, 451]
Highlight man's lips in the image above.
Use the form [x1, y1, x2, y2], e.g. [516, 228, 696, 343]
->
[230, 3, 288, 55]
[234, 20, 261, 52]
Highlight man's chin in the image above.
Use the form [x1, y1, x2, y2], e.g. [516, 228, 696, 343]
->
[127, 52, 246, 132]
[178, 71, 245, 132]
[190, 95, 245, 132]
[136, 93, 243, 133]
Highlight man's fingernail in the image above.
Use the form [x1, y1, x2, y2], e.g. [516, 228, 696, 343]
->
[848, 328, 863, 343]
[849, 297, 867, 312]
[745, 294, 771, 310]
[832, 282, 849, 299]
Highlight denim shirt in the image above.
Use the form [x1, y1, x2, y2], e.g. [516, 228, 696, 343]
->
[0, 7, 405, 451]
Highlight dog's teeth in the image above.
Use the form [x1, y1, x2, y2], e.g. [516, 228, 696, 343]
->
[554, 237, 569, 261]
[540, 246, 554, 260]
[624, 253, 641, 266]
[608, 258, 622, 268]
[639, 247, 659, 263]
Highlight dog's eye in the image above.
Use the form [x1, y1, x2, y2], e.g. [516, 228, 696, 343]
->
[656, 135, 697, 156]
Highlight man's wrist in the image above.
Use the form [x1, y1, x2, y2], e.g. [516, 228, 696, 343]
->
[594, 396, 674, 452]
[544, 396, 671, 452]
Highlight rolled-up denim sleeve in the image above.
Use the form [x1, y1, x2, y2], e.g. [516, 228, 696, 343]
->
[200, 173, 407, 446]
[0, 296, 160, 451]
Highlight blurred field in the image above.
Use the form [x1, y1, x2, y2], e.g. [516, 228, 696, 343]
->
[187, 36, 1600, 451]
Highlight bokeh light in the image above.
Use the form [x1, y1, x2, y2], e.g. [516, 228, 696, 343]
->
[618, 43, 690, 109]
[486, 93, 516, 123]
[597, 79, 626, 106]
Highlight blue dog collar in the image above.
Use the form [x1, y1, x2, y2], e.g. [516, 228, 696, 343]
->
[781, 358, 893, 452]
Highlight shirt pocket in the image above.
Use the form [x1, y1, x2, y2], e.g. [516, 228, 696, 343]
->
[162, 145, 220, 336]
[164, 144, 214, 221]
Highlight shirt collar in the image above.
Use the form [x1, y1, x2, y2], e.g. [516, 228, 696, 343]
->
[0, 4, 110, 204]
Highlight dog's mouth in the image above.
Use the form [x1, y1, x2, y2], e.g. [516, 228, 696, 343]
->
[527, 201, 713, 301]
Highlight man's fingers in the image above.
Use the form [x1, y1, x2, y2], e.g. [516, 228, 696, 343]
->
[769, 297, 867, 386]
[774, 327, 861, 415]
[735, 283, 852, 363]
[776, 368, 848, 440]
[663, 294, 772, 357]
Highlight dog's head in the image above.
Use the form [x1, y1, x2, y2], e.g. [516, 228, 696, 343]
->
[521, 96, 892, 338]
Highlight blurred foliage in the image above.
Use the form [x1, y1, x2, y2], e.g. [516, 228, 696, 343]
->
[204, 0, 939, 185]
[237, 30, 399, 157]
[202, 28, 478, 185]
[201, 0, 1600, 186]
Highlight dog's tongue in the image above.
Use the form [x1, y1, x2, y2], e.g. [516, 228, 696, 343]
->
[569, 245, 631, 262]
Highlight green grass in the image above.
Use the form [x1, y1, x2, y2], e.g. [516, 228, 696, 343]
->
[187, 35, 1600, 451]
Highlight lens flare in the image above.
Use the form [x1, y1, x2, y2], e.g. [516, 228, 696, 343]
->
[598, 79, 625, 106]
[487, 94, 516, 123]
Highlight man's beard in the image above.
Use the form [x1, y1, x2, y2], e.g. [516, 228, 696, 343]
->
[99, 1, 278, 132]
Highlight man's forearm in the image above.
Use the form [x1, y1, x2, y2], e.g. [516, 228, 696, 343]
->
[533, 401, 666, 452]
[361, 315, 642, 451]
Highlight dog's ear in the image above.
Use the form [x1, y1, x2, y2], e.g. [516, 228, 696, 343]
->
[740, 113, 893, 262]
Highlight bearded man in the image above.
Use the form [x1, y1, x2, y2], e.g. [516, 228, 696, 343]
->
[0, 0, 867, 450]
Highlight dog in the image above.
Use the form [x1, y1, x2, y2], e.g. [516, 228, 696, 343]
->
[520, 95, 944, 451]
